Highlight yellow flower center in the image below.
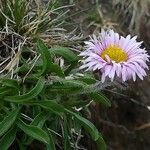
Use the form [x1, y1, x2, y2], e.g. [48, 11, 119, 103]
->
[101, 45, 128, 63]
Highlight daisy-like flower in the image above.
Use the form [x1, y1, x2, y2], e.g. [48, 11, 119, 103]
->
[79, 30, 149, 82]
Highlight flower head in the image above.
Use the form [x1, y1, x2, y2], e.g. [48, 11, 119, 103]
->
[79, 30, 149, 82]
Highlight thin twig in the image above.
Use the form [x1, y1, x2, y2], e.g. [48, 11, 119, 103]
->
[135, 122, 150, 131]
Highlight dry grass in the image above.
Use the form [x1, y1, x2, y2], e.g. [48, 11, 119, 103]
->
[0, 0, 80, 77]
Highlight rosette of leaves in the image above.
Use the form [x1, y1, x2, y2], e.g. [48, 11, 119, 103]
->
[0, 39, 111, 150]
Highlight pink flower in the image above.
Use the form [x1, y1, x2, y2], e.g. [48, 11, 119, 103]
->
[79, 30, 149, 82]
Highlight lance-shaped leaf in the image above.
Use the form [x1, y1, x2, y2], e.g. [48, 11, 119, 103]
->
[17, 119, 50, 144]
[0, 87, 13, 97]
[32, 100, 65, 115]
[65, 109, 99, 141]
[45, 127, 56, 150]
[0, 127, 17, 150]
[65, 109, 106, 150]
[63, 116, 72, 150]
[37, 39, 52, 75]
[30, 111, 49, 127]
[50, 46, 79, 75]
[25, 111, 50, 145]
[50, 46, 79, 63]
[49, 63, 65, 77]
[90, 93, 111, 107]
[4, 77, 45, 102]
[47, 79, 87, 94]
[96, 135, 107, 150]
[0, 78, 20, 90]
[37, 40, 65, 77]
[0, 108, 20, 136]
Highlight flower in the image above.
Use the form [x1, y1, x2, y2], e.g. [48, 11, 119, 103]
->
[79, 29, 149, 82]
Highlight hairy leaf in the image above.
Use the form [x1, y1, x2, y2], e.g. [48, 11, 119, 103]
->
[50, 46, 78, 63]
[66, 109, 99, 141]
[5, 77, 45, 102]
[96, 135, 107, 150]
[37, 40, 65, 77]
[90, 93, 111, 107]
[32, 100, 65, 115]
[0, 127, 17, 150]
[31, 111, 49, 127]
[45, 127, 56, 150]
[17, 119, 50, 144]
[37, 39, 52, 75]
[0, 87, 13, 97]
[0, 108, 20, 136]
[0, 79, 20, 90]
[47, 79, 87, 93]
[25, 111, 49, 145]
[49, 63, 65, 77]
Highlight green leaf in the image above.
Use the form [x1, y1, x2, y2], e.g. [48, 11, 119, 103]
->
[5, 77, 45, 102]
[25, 112, 50, 145]
[17, 139, 26, 150]
[66, 109, 106, 149]
[0, 108, 20, 136]
[96, 135, 107, 150]
[50, 46, 78, 63]
[0, 127, 17, 150]
[47, 79, 87, 94]
[61, 79, 86, 89]
[73, 117, 82, 134]
[66, 109, 99, 141]
[63, 116, 71, 150]
[32, 100, 65, 115]
[37, 40, 65, 77]
[17, 119, 50, 144]
[45, 127, 56, 150]
[49, 63, 65, 77]
[31, 111, 49, 128]
[64, 63, 77, 75]
[78, 74, 96, 84]
[90, 93, 111, 107]
[14, 63, 29, 74]
[0, 87, 13, 97]
[0, 78, 20, 90]
[37, 39, 52, 75]
[63, 99, 89, 108]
